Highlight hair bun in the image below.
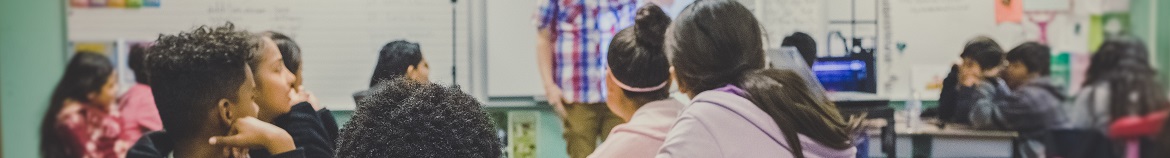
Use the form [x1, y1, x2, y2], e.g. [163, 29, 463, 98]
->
[634, 4, 671, 51]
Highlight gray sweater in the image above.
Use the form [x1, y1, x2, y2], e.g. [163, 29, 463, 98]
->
[962, 77, 1067, 134]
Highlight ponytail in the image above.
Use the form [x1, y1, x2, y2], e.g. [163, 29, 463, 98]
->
[737, 69, 852, 157]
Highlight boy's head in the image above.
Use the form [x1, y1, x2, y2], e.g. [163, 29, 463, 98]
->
[959, 36, 1005, 76]
[1003, 42, 1050, 88]
[127, 43, 151, 84]
[147, 23, 261, 141]
[262, 31, 303, 86]
[337, 78, 501, 158]
[781, 32, 817, 67]
[371, 40, 429, 86]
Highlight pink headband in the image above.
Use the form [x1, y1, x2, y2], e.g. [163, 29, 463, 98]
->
[608, 67, 669, 92]
[613, 79, 669, 92]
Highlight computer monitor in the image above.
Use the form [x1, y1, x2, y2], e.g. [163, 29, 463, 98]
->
[812, 58, 871, 92]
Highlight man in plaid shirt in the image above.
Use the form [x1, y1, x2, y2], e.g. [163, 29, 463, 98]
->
[534, 0, 639, 157]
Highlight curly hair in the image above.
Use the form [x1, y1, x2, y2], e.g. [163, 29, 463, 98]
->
[336, 78, 502, 158]
[146, 23, 261, 139]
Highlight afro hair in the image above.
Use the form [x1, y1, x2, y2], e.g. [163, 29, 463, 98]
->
[335, 78, 502, 158]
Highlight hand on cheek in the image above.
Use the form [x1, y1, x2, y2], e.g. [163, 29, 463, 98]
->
[210, 117, 295, 155]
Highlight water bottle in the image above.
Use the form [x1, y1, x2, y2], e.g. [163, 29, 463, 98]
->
[907, 92, 922, 132]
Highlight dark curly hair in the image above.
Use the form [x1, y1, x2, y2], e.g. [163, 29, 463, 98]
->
[336, 78, 501, 158]
[146, 23, 260, 140]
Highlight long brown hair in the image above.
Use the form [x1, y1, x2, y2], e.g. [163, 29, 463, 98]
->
[666, 0, 851, 157]
[40, 52, 114, 158]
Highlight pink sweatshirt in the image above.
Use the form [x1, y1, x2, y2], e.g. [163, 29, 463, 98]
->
[118, 83, 163, 143]
[657, 85, 856, 158]
[589, 99, 686, 158]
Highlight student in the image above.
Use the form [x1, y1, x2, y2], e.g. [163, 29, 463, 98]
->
[781, 32, 817, 67]
[40, 52, 127, 158]
[249, 31, 337, 158]
[958, 42, 1063, 157]
[656, 1, 856, 157]
[127, 24, 302, 158]
[1064, 36, 1168, 134]
[587, 4, 682, 158]
[937, 36, 1006, 125]
[120, 43, 164, 144]
[534, 0, 638, 157]
[353, 40, 430, 102]
[335, 78, 501, 158]
[967, 42, 1064, 132]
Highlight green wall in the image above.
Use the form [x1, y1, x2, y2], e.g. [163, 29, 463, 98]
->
[0, 0, 67, 157]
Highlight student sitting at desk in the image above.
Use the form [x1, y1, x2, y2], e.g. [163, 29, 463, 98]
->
[335, 78, 501, 158]
[1064, 36, 1169, 135]
[937, 36, 1005, 125]
[968, 42, 1065, 132]
[129, 24, 304, 158]
[588, 4, 684, 158]
[353, 40, 430, 102]
[657, 1, 856, 157]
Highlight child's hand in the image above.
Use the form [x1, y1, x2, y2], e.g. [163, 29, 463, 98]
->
[959, 62, 983, 87]
[209, 117, 296, 154]
[289, 86, 322, 110]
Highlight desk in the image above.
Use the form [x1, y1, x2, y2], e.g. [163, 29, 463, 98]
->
[888, 120, 1020, 158]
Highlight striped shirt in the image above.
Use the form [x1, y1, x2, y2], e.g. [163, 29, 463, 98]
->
[534, 0, 640, 103]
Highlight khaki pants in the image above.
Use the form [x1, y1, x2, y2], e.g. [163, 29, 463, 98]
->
[561, 102, 624, 158]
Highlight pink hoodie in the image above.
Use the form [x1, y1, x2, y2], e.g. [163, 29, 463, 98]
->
[589, 99, 686, 158]
[657, 85, 856, 158]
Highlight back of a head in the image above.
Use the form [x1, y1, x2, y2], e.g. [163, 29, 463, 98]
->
[128, 43, 151, 84]
[667, 0, 850, 157]
[40, 52, 114, 158]
[607, 4, 672, 104]
[959, 36, 1005, 70]
[1006, 42, 1051, 76]
[146, 23, 260, 139]
[667, 0, 765, 94]
[1087, 36, 1167, 120]
[781, 32, 817, 67]
[371, 40, 422, 87]
[263, 31, 302, 73]
[337, 78, 501, 158]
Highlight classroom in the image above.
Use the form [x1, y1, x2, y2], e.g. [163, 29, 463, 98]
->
[1, 0, 1168, 157]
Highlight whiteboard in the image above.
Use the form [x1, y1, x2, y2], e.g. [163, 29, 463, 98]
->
[68, 0, 455, 110]
[879, 0, 1101, 100]
[484, 0, 543, 98]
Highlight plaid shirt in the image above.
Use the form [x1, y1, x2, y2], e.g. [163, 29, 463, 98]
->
[535, 0, 640, 103]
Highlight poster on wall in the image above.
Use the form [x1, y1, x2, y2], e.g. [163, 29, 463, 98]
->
[70, 0, 159, 9]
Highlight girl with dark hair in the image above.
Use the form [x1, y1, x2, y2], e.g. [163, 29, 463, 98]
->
[656, 0, 855, 157]
[354, 40, 430, 103]
[40, 52, 127, 158]
[588, 4, 682, 158]
[1065, 36, 1168, 134]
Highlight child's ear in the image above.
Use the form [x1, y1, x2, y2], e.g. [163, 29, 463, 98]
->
[407, 65, 417, 75]
[216, 98, 234, 126]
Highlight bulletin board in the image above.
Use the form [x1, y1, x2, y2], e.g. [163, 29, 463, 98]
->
[67, 0, 457, 110]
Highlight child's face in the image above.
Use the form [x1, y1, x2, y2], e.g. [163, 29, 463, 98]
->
[90, 72, 118, 108]
[229, 67, 261, 121]
[253, 38, 298, 122]
[1002, 61, 1032, 89]
[407, 57, 430, 83]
